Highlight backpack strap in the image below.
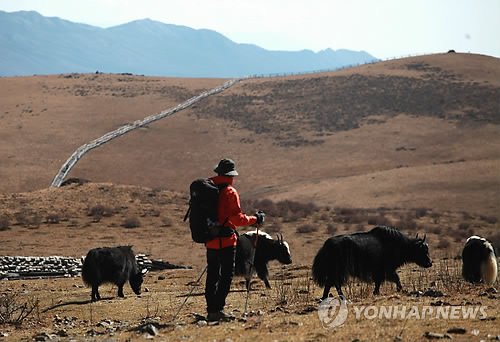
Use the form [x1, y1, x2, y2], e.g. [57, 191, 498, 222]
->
[217, 183, 229, 191]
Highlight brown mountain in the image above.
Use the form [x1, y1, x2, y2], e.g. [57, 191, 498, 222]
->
[0, 53, 498, 216]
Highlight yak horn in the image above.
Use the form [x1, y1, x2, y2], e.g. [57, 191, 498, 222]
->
[280, 233, 284, 242]
[423, 234, 426, 242]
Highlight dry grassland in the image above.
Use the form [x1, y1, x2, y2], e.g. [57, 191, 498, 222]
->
[0, 53, 499, 341]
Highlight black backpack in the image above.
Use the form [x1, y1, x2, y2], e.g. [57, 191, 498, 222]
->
[184, 178, 234, 243]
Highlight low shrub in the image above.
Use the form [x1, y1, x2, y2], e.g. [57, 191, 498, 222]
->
[296, 224, 318, 234]
[437, 237, 451, 249]
[122, 216, 140, 228]
[0, 216, 10, 231]
[0, 292, 40, 324]
[413, 208, 428, 219]
[88, 205, 114, 219]
[15, 213, 41, 229]
[452, 228, 472, 242]
[161, 217, 173, 227]
[395, 216, 418, 231]
[46, 213, 60, 224]
[430, 212, 441, 224]
[264, 220, 282, 233]
[480, 215, 498, 224]
[265, 225, 281, 234]
[243, 198, 319, 221]
[461, 211, 474, 220]
[254, 199, 279, 216]
[30, 216, 42, 229]
[278, 200, 319, 220]
[319, 213, 330, 221]
[367, 215, 393, 227]
[430, 226, 441, 235]
[333, 207, 368, 224]
[487, 232, 500, 255]
[283, 210, 305, 222]
[326, 224, 337, 235]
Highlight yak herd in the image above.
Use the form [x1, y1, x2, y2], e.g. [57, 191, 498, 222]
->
[82, 225, 498, 302]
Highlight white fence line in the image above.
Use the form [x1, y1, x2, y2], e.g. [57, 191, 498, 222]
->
[245, 52, 441, 78]
[49, 77, 248, 187]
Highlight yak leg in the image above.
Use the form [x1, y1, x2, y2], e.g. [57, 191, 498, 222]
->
[321, 280, 334, 300]
[321, 284, 331, 300]
[117, 281, 126, 297]
[255, 264, 271, 288]
[388, 271, 403, 292]
[245, 266, 251, 290]
[244, 262, 253, 290]
[91, 285, 101, 302]
[373, 277, 383, 295]
[335, 284, 345, 298]
[322, 282, 344, 300]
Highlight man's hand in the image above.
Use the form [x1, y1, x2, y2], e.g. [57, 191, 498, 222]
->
[255, 211, 265, 225]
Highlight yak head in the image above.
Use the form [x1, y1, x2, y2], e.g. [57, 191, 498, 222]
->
[129, 268, 148, 295]
[412, 234, 432, 268]
[276, 233, 292, 265]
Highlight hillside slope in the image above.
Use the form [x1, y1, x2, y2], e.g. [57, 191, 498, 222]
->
[0, 53, 498, 215]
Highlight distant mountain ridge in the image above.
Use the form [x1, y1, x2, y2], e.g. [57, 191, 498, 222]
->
[0, 10, 378, 77]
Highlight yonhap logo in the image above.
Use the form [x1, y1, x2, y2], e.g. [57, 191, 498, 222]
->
[317, 296, 349, 329]
[317, 298, 489, 331]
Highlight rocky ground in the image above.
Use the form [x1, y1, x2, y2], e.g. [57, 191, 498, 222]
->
[0, 183, 498, 341]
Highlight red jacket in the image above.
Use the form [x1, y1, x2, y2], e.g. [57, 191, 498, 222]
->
[205, 175, 257, 249]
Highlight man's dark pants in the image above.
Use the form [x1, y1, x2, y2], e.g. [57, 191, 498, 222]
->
[205, 246, 236, 314]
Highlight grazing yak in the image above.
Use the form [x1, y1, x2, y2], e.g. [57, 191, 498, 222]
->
[82, 246, 147, 301]
[462, 236, 498, 285]
[312, 226, 432, 299]
[235, 231, 292, 289]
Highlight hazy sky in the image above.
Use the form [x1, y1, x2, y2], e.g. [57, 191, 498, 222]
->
[2, 0, 499, 60]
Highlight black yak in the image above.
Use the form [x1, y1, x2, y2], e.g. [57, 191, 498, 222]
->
[235, 231, 292, 289]
[312, 226, 432, 299]
[82, 246, 147, 301]
[462, 236, 498, 284]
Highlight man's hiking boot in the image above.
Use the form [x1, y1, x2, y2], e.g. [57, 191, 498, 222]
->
[207, 310, 235, 322]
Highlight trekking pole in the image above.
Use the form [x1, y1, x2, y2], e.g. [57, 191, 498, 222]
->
[172, 264, 208, 322]
[244, 223, 260, 315]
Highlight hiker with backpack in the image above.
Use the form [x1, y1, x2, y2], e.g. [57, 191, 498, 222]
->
[185, 158, 264, 322]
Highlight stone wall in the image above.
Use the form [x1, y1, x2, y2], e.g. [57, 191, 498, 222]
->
[0, 254, 186, 280]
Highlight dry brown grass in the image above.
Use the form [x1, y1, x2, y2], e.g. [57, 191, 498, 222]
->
[0, 53, 498, 216]
[0, 183, 498, 341]
[0, 254, 498, 341]
[0, 53, 499, 341]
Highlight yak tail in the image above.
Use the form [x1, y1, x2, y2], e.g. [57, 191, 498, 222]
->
[312, 239, 347, 287]
[312, 237, 357, 289]
[312, 244, 328, 286]
[81, 252, 97, 287]
[481, 251, 498, 285]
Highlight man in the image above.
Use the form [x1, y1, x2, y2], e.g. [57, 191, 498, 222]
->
[205, 158, 265, 322]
